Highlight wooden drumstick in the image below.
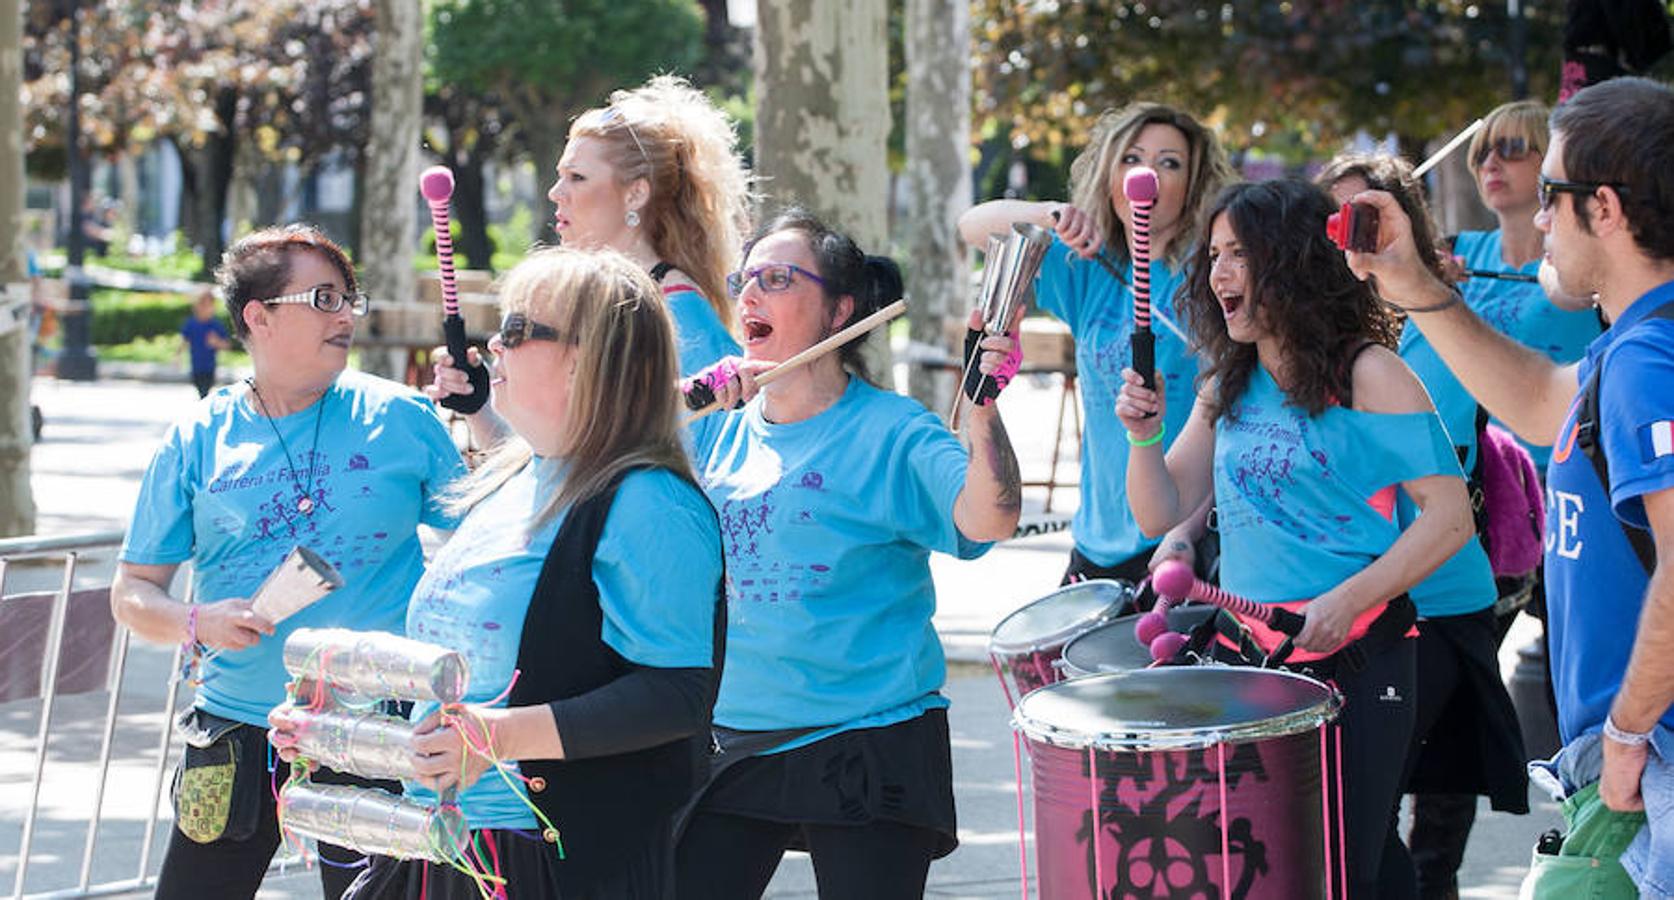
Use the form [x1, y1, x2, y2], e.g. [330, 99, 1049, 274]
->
[684, 300, 907, 423]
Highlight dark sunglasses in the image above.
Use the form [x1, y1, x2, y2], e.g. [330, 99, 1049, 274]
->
[725, 263, 826, 298]
[497, 312, 567, 349]
[1537, 175, 1630, 212]
[262, 286, 368, 316]
[1472, 136, 1535, 167]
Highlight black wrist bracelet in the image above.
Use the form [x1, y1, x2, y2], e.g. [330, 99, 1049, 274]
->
[1397, 288, 1463, 314]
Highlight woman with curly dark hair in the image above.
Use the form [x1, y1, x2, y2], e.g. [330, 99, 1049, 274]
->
[1120, 178, 1475, 898]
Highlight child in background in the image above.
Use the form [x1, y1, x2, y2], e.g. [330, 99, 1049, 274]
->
[180, 290, 231, 398]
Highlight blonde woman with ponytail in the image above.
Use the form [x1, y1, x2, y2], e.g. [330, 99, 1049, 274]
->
[282, 247, 725, 899]
[550, 74, 751, 376]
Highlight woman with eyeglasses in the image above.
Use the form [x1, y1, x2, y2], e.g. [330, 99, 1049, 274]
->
[284, 247, 723, 899]
[1457, 100, 1603, 469]
[957, 102, 1234, 587]
[672, 209, 1024, 900]
[112, 225, 466, 900]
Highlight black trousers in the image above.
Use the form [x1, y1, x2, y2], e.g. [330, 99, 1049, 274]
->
[1332, 636, 1420, 900]
[1060, 546, 1152, 587]
[191, 369, 216, 399]
[153, 723, 394, 900]
[674, 811, 943, 900]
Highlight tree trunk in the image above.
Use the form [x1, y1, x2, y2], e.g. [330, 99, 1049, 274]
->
[902, 0, 971, 412]
[448, 150, 493, 272]
[358, 0, 425, 379]
[0, 0, 36, 536]
[753, 0, 892, 382]
[194, 88, 239, 277]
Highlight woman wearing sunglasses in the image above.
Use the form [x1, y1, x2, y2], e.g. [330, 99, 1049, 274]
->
[287, 247, 724, 898]
[673, 209, 1023, 899]
[112, 225, 467, 900]
[1458, 100, 1603, 470]
[957, 102, 1234, 586]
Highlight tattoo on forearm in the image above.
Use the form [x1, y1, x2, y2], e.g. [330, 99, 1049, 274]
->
[987, 416, 1023, 511]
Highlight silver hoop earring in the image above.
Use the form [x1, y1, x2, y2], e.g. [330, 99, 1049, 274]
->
[626, 209, 641, 228]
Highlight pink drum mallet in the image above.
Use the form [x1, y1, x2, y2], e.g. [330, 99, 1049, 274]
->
[1150, 561, 1306, 663]
[420, 166, 489, 414]
[1124, 167, 1159, 408]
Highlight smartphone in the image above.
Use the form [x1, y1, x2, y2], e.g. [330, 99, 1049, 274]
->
[1326, 202, 1380, 253]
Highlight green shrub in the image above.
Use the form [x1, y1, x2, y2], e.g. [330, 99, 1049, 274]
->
[90, 291, 232, 345]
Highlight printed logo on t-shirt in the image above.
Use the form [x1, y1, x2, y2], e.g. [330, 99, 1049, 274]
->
[1546, 487, 1585, 560]
[1641, 420, 1674, 462]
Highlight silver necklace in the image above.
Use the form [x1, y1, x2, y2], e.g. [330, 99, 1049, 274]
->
[247, 378, 328, 515]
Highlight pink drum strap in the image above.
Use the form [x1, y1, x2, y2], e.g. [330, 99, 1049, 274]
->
[1216, 741, 1233, 891]
[1009, 729, 1030, 900]
[988, 652, 1018, 710]
[1087, 746, 1104, 894]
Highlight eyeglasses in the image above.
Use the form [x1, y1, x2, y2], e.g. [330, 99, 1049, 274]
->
[1473, 136, 1535, 167]
[262, 286, 368, 316]
[496, 312, 568, 349]
[726, 263, 827, 298]
[1537, 175, 1630, 212]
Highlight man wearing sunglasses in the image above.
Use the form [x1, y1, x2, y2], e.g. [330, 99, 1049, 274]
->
[1344, 78, 1674, 898]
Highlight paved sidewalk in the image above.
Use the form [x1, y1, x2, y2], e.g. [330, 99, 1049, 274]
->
[2, 374, 1556, 898]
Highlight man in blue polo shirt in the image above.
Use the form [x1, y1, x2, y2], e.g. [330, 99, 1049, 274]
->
[1345, 77, 1674, 896]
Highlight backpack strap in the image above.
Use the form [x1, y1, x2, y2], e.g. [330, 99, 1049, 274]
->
[1462, 405, 1491, 538]
[649, 261, 675, 283]
[1575, 301, 1674, 573]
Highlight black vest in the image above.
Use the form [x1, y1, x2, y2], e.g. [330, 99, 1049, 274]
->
[506, 467, 725, 894]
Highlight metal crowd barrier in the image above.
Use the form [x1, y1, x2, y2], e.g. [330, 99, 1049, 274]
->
[1, 530, 190, 900]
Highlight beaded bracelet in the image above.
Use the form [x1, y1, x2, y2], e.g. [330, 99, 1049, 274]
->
[1603, 714, 1653, 747]
[1127, 425, 1166, 447]
[184, 604, 199, 648]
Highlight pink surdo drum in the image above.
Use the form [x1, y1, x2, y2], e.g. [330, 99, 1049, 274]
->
[988, 580, 1135, 707]
[1013, 668, 1341, 900]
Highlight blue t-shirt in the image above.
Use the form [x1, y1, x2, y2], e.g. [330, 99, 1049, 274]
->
[180, 317, 230, 375]
[403, 461, 720, 828]
[667, 287, 739, 378]
[1543, 282, 1674, 744]
[1215, 365, 1462, 603]
[121, 371, 466, 725]
[1034, 236, 1200, 565]
[1457, 230, 1603, 468]
[691, 377, 989, 745]
[1397, 326, 1498, 617]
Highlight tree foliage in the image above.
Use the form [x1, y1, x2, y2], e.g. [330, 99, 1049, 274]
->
[972, 0, 1566, 160]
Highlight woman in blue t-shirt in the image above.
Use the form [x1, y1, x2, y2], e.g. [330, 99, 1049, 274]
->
[274, 248, 723, 899]
[673, 210, 1025, 899]
[1319, 154, 1533, 896]
[1120, 179, 1475, 899]
[1454, 100, 1602, 468]
[959, 101, 1234, 585]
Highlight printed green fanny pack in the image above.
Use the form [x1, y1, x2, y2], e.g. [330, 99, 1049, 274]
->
[170, 709, 264, 845]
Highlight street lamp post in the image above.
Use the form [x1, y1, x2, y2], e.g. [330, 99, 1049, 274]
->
[56, 0, 97, 381]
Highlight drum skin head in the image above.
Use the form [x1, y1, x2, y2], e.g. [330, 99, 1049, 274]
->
[988, 579, 1133, 653]
[1014, 668, 1340, 751]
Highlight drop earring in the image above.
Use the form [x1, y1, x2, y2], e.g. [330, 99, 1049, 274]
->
[626, 209, 641, 228]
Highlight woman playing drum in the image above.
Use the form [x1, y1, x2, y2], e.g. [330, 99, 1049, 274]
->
[1120, 178, 1475, 898]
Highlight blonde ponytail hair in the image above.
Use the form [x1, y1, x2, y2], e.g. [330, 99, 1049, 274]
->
[571, 75, 753, 334]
